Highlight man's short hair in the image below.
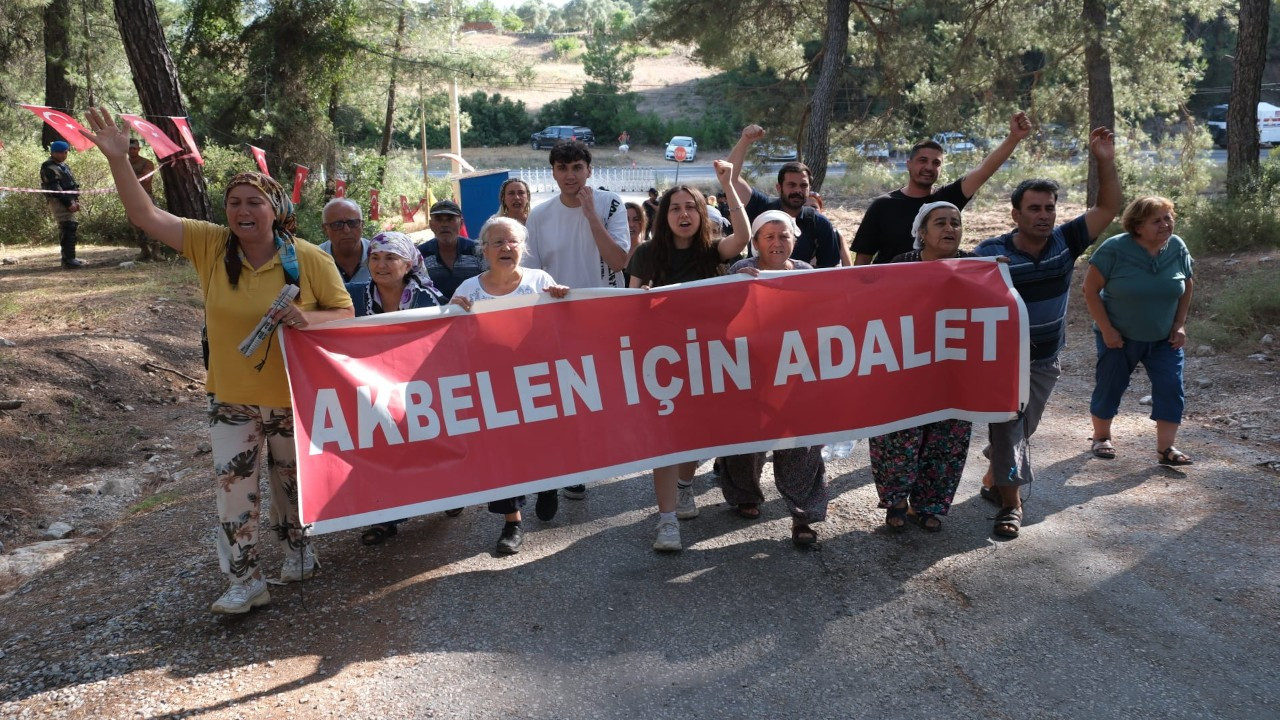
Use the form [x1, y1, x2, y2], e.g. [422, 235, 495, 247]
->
[322, 197, 362, 219]
[908, 140, 944, 160]
[1011, 179, 1061, 210]
[549, 140, 592, 167]
[776, 161, 811, 186]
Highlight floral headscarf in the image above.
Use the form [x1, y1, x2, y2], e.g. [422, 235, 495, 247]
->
[366, 231, 442, 313]
[222, 171, 298, 287]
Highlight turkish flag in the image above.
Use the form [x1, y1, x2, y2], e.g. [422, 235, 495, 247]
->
[400, 195, 416, 223]
[248, 145, 270, 177]
[169, 117, 205, 165]
[292, 165, 310, 204]
[118, 114, 184, 159]
[20, 105, 94, 151]
[334, 179, 346, 198]
[370, 189, 380, 221]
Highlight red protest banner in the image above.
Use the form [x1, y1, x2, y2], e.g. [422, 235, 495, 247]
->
[20, 105, 94, 151]
[370, 189, 380, 220]
[292, 165, 310, 204]
[169, 117, 204, 165]
[118, 114, 184, 159]
[334, 179, 346, 198]
[282, 260, 1029, 534]
[248, 145, 270, 177]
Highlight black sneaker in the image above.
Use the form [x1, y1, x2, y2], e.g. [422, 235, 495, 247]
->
[535, 490, 559, 521]
[61, 258, 86, 269]
[562, 484, 587, 500]
[495, 522, 523, 555]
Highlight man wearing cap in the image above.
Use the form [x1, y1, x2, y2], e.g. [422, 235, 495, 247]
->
[416, 199, 483, 300]
[851, 112, 1032, 265]
[127, 138, 167, 262]
[318, 198, 371, 285]
[725, 128, 841, 268]
[643, 187, 660, 235]
[40, 140, 83, 269]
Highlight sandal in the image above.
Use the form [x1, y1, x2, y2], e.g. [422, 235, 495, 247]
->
[360, 522, 398, 546]
[735, 503, 761, 519]
[1091, 437, 1116, 460]
[885, 503, 908, 533]
[979, 486, 1000, 506]
[993, 506, 1022, 539]
[912, 512, 942, 533]
[791, 523, 818, 547]
[444, 508, 464, 517]
[1158, 447, 1193, 466]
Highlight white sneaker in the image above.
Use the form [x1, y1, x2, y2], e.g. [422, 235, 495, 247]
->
[279, 546, 319, 583]
[210, 578, 270, 614]
[653, 517, 682, 552]
[675, 484, 699, 519]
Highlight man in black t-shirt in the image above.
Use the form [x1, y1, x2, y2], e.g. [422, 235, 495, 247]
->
[725, 125, 842, 268]
[851, 112, 1032, 265]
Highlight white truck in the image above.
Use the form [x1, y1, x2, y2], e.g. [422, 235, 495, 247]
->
[1206, 102, 1280, 148]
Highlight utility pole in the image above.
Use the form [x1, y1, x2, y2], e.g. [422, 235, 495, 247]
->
[447, 0, 462, 175]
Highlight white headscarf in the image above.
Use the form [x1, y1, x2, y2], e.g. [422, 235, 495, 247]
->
[750, 210, 802, 240]
[911, 201, 961, 250]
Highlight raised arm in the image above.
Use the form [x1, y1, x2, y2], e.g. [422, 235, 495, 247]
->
[726, 124, 765, 203]
[714, 159, 750, 260]
[959, 111, 1031, 198]
[81, 107, 184, 251]
[1083, 127, 1123, 239]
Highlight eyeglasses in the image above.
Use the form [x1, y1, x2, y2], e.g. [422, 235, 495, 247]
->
[324, 219, 363, 230]
[484, 239, 521, 248]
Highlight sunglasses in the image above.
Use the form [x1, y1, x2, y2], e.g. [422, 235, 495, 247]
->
[324, 219, 363, 230]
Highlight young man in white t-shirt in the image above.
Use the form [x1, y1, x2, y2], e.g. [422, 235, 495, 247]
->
[524, 141, 630, 290]
[523, 140, 630, 499]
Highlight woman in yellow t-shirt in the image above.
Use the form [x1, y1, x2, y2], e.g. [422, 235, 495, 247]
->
[81, 108, 354, 615]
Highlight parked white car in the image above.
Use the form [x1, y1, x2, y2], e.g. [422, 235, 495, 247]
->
[664, 136, 697, 162]
[932, 132, 977, 153]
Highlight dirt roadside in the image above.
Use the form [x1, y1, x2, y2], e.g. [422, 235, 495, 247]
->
[0, 217, 1278, 718]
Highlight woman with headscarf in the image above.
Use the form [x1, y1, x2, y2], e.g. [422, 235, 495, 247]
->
[345, 231, 447, 544]
[719, 210, 829, 547]
[450, 217, 570, 555]
[626, 160, 749, 553]
[497, 177, 531, 225]
[872, 201, 975, 533]
[80, 108, 354, 614]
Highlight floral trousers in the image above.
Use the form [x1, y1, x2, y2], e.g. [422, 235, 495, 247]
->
[869, 419, 972, 516]
[208, 400, 308, 581]
[716, 447, 829, 522]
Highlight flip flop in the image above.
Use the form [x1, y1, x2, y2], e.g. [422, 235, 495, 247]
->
[1091, 437, 1116, 459]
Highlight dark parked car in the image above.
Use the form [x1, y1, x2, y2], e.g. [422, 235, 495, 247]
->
[530, 125, 596, 150]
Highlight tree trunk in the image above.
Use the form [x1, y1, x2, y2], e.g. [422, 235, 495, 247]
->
[800, 0, 849, 192]
[42, 0, 76, 149]
[112, 0, 212, 221]
[377, 1, 408, 184]
[1082, 0, 1116, 206]
[1227, 0, 1271, 199]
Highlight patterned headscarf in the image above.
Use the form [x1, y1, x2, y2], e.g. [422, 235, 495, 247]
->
[911, 201, 960, 250]
[225, 171, 296, 241]
[222, 171, 298, 288]
[366, 231, 442, 313]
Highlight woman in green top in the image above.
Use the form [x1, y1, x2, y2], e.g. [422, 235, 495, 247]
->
[1082, 196, 1194, 466]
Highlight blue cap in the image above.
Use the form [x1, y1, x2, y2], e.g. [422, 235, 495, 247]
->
[50, 140, 70, 153]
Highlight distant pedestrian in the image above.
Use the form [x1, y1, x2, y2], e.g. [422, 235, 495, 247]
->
[127, 138, 168, 262]
[40, 140, 83, 269]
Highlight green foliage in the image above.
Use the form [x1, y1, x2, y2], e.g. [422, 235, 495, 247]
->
[460, 92, 532, 146]
[500, 12, 524, 32]
[0, 143, 131, 247]
[550, 37, 582, 59]
[1190, 267, 1280, 349]
[582, 23, 635, 91]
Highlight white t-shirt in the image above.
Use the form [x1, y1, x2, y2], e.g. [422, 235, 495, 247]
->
[452, 268, 558, 304]
[523, 189, 629, 289]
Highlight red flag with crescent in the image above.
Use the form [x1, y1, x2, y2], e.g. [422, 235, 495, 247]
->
[118, 114, 184, 159]
[248, 145, 271, 177]
[370, 189, 380, 221]
[168, 117, 205, 165]
[20, 105, 94, 151]
[334, 179, 347, 198]
[292, 166, 310, 204]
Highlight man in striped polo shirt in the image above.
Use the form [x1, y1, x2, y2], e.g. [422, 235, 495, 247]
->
[972, 127, 1121, 540]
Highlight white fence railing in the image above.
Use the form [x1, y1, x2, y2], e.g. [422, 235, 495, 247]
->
[512, 167, 658, 194]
